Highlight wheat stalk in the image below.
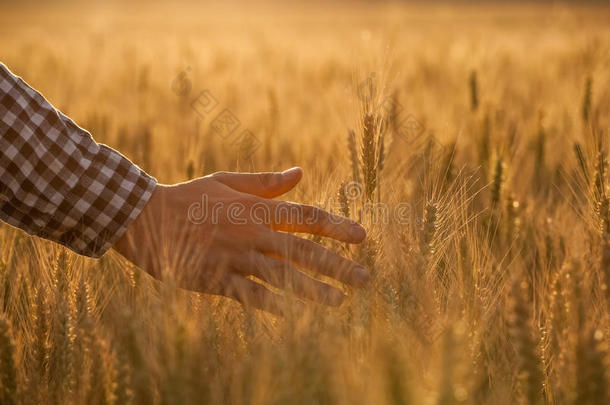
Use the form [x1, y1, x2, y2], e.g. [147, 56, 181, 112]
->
[0, 313, 17, 405]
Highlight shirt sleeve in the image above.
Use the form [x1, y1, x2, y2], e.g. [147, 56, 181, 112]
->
[0, 62, 157, 258]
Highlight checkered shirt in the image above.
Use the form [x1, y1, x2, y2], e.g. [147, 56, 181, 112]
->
[0, 62, 157, 257]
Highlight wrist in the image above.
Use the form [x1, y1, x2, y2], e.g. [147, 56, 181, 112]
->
[113, 183, 165, 264]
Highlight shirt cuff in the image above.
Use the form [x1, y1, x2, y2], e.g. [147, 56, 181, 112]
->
[91, 148, 158, 257]
[63, 145, 158, 258]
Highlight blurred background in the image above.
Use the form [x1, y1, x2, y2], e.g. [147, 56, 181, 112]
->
[1, 0, 608, 182]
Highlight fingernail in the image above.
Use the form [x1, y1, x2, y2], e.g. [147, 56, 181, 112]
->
[353, 266, 370, 285]
[351, 224, 367, 241]
[281, 167, 302, 180]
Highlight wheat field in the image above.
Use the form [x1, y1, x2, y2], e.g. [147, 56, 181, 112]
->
[1, 1, 610, 404]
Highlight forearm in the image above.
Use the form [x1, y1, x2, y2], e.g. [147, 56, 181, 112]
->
[0, 62, 157, 257]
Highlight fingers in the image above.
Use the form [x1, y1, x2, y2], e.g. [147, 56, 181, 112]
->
[211, 168, 367, 244]
[213, 167, 302, 198]
[259, 232, 370, 287]
[221, 274, 285, 315]
[238, 253, 345, 306]
[267, 201, 366, 243]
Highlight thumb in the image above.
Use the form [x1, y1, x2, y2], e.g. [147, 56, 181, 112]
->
[213, 167, 303, 198]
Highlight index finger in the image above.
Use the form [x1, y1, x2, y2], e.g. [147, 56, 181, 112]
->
[266, 201, 367, 243]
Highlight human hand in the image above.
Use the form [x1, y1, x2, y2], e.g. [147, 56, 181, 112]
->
[113, 167, 369, 314]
